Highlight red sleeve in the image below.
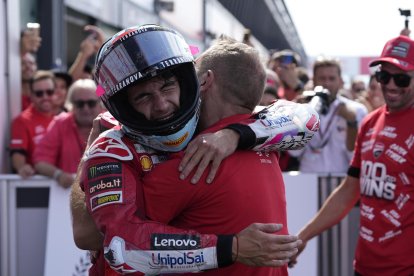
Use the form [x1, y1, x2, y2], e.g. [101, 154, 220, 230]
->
[81, 134, 232, 274]
[10, 117, 30, 152]
[33, 119, 60, 165]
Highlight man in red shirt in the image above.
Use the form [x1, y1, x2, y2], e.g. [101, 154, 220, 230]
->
[34, 79, 103, 188]
[10, 70, 55, 178]
[143, 37, 292, 276]
[290, 35, 414, 275]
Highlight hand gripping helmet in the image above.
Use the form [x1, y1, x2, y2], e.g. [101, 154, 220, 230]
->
[95, 24, 200, 152]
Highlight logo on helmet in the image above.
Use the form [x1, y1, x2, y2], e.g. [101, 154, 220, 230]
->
[162, 132, 189, 147]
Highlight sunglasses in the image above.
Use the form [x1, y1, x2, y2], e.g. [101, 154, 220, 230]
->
[33, 89, 54, 98]
[73, 100, 99, 109]
[375, 70, 412, 88]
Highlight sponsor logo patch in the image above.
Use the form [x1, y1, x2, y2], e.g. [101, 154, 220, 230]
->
[90, 191, 123, 211]
[150, 251, 206, 269]
[151, 234, 201, 250]
[88, 162, 122, 179]
[89, 176, 122, 194]
[140, 155, 153, 171]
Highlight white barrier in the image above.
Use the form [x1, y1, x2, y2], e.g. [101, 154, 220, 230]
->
[0, 173, 357, 276]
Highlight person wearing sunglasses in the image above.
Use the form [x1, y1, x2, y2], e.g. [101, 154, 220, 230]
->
[33, 79, 103, 188]
[290, 34, 414, 276]
[10, 70, 56, 178]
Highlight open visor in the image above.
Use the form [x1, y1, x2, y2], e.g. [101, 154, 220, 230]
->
[96, 27, 194, 98]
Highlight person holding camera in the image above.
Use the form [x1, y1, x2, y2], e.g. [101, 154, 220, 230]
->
[267, 49, 305, 101]
[289, 57, 368, 173]
[289, 33, 414, 276]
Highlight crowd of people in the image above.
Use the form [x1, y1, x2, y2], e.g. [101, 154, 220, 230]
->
[6, 16, 414, 276]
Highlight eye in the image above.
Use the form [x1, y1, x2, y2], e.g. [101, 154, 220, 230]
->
[161, 79, 178, 92]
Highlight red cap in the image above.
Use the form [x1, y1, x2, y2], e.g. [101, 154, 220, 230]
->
[369, 35, 414, 71]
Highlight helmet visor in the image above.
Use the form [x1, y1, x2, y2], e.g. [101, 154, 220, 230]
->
[96, 28, 194, 98]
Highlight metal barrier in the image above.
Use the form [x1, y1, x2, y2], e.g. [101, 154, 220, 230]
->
[0, 174, 359, 276]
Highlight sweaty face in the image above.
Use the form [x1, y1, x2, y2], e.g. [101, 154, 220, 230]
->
[379, 63, 414, 112]
[313, 65, 343, 100]
[127, 76, 180, 121]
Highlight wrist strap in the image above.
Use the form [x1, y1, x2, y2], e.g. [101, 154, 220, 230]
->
[225, 124, 256, 149]
[216, 235, 234, 267]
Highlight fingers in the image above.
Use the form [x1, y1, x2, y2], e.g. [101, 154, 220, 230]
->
[190, 150, 215, 184]
[206, 157, 222, 184]
[179, 147, 203, 181]
[252, 223, 283, 233]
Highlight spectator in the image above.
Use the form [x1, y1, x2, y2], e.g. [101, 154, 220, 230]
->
[356, 74, 385, 113]
[260, 69, 279, 105]
[20, 24, 42, 110]
[34, 79, 103, 188]
[52, 70, 73, 114]
[290, 34, 414, 276]
[10, 70, 56, 178]
[350, 78, 367, 100]
[20, 52, 38, 110]
[289, 57, 368, 173]
[69, 25, 105, 81]
[268, 49, 304, 101]
[20, 25, 41, 55]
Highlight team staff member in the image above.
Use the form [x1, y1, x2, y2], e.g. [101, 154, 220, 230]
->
[290, 35, 414, 275]
[10, 70, 56, 178]
[74, 25, 319, 275]
[142, 37, 314, 276]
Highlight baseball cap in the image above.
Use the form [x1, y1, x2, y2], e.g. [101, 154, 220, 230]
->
[369, 35, 414, 71]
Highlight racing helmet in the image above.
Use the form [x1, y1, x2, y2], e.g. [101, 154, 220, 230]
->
[95, 24, 200, 152]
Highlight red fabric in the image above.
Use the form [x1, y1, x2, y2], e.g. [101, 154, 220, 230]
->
[81, 131, 219, 275]
[33, 112, 86, 173]
[144, 114, 289, 276]
[21, 94, 31, 111]
[351, 105, 414, 275]
[10, 105, 54, 165]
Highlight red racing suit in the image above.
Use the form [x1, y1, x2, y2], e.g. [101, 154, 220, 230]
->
[80, 100, 319, 275]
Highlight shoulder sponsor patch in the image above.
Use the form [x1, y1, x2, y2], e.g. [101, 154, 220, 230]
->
[85, 130, 133, 161]
[88, 176, 122, 194]
[151, 234, 201, 250]
[90, 191, 123, 211]
[88, 162, 122, 179]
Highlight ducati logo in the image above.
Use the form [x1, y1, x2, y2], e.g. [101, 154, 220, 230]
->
[373, 142, 384, 159]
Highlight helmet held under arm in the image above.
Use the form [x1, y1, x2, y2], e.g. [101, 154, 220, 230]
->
[95, 24, 200, 152]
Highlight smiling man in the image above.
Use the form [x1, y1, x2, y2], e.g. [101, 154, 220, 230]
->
[290, 34, 414, 276]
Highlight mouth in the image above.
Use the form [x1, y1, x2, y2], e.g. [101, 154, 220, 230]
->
[383, 88, 403, 101]
[155, 113, 175, 122]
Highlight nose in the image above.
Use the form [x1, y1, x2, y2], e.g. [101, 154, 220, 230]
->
[152, 94, 169, 112]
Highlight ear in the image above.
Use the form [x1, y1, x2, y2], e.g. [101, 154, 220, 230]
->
[200, 70, 214, 90]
